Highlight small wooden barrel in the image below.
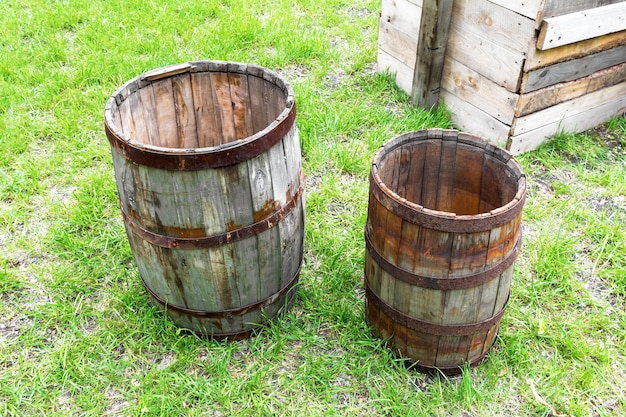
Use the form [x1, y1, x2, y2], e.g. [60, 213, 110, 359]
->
[104, 61, 305, 339]
[364, 129, 525, 375]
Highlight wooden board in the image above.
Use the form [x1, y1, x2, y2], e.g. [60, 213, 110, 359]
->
[380, 0, 423, 38]
[451, 0, 536, 56]
[412, 0, 453, 108]
[440, 90, 511, 147]
[539, 0, 624, 24]
[378, 19, 418, 70]
[446, 22, 524, 91]
[537, 3, 626, 50]
[513, 81, 626, 135]
[516, 62, 626, 116]
[486, 0, 542, 20]
[525, 30, 626, 71]
[377, 48, 414, 95]
[522, 44, 626, 92]
[441, 57, 519, 125]
[508, 83, 626, 154]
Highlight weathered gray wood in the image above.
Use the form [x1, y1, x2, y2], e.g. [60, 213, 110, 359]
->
[516, 62, 626, 116]
[228, 72, 254, 139]
[539, 0, 623, 23]
[507, 86, 626, 154]
[412, 0, 453, 108]
[377, 48, 414, 95]
[440, 90, 511, 147]
[523, 44, 626, 92]
[526, 31, 626, 71]
[210, 71, 236, 144]
[380, 0, 423, 38]
[171, 73, 199, 148]
[137, 85, 161, 146]
[441, 57, 519, 125]
[446, 22, 524, 92]
[513, 81, 626, 135]
[118, 97, 135, 140]
[487, 0, 542, 20]
[190, 71, 222, 148]
[452, 0, 535, 56]
[152, 78, 178, 148]
[537, 3, 626, 50]
[378, 19, 418, 71]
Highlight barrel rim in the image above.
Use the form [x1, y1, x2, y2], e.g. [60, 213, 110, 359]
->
[104, 60, 296, 170]
[371, 129, 526, 232]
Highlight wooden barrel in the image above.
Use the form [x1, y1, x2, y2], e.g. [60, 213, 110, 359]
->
[104, 61, 305, 339]
[364, 129, 525, 375]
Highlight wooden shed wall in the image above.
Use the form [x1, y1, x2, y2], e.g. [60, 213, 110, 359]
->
[377, 0, 626, 154]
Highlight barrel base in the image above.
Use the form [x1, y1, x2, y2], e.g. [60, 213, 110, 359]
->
[142, 265, 301, 340]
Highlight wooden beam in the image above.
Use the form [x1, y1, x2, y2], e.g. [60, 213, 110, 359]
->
[537, 3, 626, 50]
[412, 0, 453, 108]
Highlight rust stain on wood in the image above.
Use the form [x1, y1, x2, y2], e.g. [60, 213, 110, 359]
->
[254, 199, 278, 223]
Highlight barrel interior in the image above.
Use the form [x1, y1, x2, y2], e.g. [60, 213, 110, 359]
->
[376, 138, 519, 215]
[109, 67, 287, 149]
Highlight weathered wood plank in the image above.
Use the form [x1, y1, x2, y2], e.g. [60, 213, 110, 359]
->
[277, 127, 304, 288]
[486, 0, 542, 20]
[442, 57, 519, 125]
[508, 85, 626, 154]
[446, 22, 524, 92]
[378, 19, 418, 70]
[412, 0, 453, 108]
[513, 81, 626, 135]
[228, 71, 255, 140]
[191, 71, 222, 148]
[516, 62, 626, 116]
[405, 143, 426, 208]
[377, 48, 414, 95]
[247, 151, 281, 297]
[435, 136, 457, 213]
[537, 3, 626, 50]
[526, 30, 626, 71]
[127, 90, 148, 145]
[136, 85, 161, 146]
[247, 74, 271, 135]
[522, 44, 626, 92]
[118, 97, 135, 140]
[539, 0, 623, 24]
[451, 0, 536, 56]
[171, 73, 199, 148]
[380, 0, 423, 38]
[440, 90, 511, 147]
[152, 78, 178, 148]
[420, 137, 442, 210]
[210, 71, 236, 144]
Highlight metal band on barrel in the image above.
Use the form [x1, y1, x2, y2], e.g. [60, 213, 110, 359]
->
[122, 171, 304, 249]
[364, 282, 508, 337]
[142, 263, 301, 319]
[364, 230, 521, 290]
[105, 100, 296, 171]
[369, 170, 525, 233]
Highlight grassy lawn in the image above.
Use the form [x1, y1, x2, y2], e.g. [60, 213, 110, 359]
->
[1, 0, 624, 416]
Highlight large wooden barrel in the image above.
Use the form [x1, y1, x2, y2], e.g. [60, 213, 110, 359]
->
[364, 129, 525, 375]
[104, 61, 305, 339]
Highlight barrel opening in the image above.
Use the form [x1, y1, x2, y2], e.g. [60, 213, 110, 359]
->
[376, 134, 522, 216]
[107, 62, 291, 150]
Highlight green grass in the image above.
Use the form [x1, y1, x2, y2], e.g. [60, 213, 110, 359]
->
[1, 0, 625, 416]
